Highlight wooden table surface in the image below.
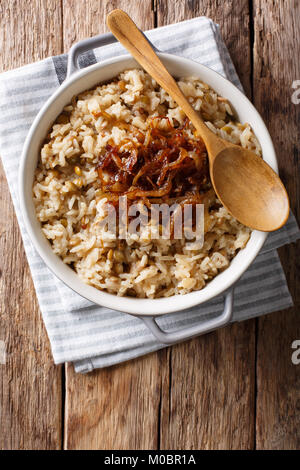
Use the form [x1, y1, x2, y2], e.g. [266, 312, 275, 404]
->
[0, 0, 299, 450]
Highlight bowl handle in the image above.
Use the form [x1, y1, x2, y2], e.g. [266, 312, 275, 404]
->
[141, 289, 234, 344]
[67, 32, 160, 78]
[67, 33, 118, 78]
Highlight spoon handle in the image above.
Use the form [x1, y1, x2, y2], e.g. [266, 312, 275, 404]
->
[107, 9, 210, 137]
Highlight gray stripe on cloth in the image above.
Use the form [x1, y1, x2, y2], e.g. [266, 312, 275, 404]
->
[53, 50, 97, 84]
[52, 53, 68, 84]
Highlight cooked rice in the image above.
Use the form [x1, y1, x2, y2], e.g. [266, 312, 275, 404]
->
[33, 69, 261, 298]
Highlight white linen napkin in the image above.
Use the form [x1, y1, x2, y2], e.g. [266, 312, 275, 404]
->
[0, 17, 299, 373]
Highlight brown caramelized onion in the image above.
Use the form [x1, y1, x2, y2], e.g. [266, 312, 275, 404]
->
[96, 116, 211, 205]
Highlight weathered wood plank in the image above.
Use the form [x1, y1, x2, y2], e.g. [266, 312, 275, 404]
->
[62, 0, 155, 50]
[65, 353, 166, 450]
[157, 0, 252, 98]
[157, 0, 256, 450]
[62, 0, 163, 451]
[0, 0, 63, 450]
[253, 0, 300, 450]
[160, 326, 256, 449]
[0, 0, 63, 71]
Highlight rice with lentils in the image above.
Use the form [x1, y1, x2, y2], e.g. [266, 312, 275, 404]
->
[33, 69, 261, 298]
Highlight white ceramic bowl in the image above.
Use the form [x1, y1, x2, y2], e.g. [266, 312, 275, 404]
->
[19, 52, 274, 316]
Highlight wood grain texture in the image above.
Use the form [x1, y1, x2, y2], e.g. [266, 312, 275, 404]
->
[160, 327, 255, 449]
[156, 0, 256, 450]
[157, 0, 252, 97]
[65, 352, 166, 449]
[62, 0, 163, 451]
[0, 0, 63, 450]
[253, 0, 300, 450]
[0, 0, 63, 71]
[62, 0, 154, 51]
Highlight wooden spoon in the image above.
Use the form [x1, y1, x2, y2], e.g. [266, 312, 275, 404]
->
[107, 9, 289, 231]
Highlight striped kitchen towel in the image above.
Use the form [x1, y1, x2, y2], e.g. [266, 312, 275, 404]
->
[0, 17, 299, 373]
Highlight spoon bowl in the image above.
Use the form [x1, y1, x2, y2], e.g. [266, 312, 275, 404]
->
[211, 145, 290, 231]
